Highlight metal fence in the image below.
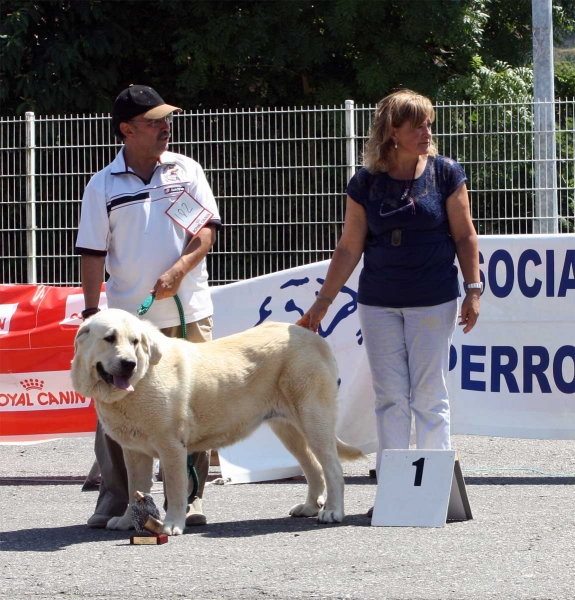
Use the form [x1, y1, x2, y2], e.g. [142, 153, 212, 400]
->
[1, 100, 574, 286]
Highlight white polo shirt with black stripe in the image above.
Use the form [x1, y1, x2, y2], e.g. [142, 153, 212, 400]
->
[76, 147, 222, 329]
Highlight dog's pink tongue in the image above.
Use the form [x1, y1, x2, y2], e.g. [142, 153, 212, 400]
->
[113, 376, 134, 392]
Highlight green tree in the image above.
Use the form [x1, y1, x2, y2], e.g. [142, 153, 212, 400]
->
[555, 61, 575, 96]
[0, 0, 183, 114]
[2, 0, 575, 115]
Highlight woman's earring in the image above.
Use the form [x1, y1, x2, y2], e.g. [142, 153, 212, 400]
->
[394, 141, 398, 149]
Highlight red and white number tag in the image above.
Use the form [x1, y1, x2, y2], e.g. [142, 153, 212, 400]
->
[165, 191, 214, 236]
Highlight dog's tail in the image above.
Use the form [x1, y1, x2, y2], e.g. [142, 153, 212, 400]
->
[336, 438, 365, 461]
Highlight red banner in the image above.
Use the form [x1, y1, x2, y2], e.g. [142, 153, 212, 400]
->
[0, 285, 105, 442]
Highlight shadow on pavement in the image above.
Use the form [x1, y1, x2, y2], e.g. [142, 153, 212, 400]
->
[196, 512, 371, 539]
[0, 525, 129, 552]
[258, 475, 375, 486]
[0, 476, 86, 486]
[464, 476, 575, 486]
[0, 514, 371, 551]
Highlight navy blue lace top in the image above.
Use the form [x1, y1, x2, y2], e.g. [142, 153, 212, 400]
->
[346, 155, 467, 308]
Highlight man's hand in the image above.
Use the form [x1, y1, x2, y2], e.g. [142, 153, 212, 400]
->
[151, 225, 216, 300]
[151, 268, 185, 300]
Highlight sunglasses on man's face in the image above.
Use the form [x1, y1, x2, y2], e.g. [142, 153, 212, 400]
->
[130, 114, 174, 128]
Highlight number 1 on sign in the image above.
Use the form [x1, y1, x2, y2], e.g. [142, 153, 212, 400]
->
[412, 457, 425, 486]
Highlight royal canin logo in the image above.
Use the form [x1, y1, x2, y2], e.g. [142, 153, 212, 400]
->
[20, 378, 44, 391]
[0, 380, 91, 409]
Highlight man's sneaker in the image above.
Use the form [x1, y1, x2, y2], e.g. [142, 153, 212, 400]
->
[185, 497, 207, 526]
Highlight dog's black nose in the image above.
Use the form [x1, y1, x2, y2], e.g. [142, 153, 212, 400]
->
[120, 359, 137, 374]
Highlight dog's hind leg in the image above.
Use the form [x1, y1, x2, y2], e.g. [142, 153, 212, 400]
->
[268, 420, 326, 518]
[297, 410, 345, 524]
[107, 449, 153, 531]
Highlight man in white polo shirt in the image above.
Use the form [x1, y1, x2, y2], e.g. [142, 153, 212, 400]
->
[76, 85, 222, 529]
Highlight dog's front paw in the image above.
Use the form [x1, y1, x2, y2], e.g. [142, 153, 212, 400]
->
[106, 515, 134, 531]
[162, 520, 185, 536]
[289, 499, 323, 518]
[317, 509, 344, 524]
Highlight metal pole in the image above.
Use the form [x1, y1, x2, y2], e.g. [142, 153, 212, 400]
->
[345, 100, 356, 183]
[25, 111, 37, 284]
[532, 0, 558, 233]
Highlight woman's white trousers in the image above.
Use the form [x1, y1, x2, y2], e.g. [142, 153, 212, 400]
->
[358, 300, 458, 475]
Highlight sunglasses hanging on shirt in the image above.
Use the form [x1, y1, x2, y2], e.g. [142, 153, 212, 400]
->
[379, 160, 418, 218]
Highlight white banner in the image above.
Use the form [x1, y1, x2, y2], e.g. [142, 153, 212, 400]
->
[211, 260, 378, 482]
[212, 234, 575, 482]
[448, 234, 575, 438]
[2, 235, 572, 477]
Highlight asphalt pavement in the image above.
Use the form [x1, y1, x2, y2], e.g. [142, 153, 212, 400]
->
[1, 434, 574, 600]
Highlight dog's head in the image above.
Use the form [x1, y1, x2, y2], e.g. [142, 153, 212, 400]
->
[71, 309, 163, 403]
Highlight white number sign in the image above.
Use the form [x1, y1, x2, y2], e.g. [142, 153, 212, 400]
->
[371, 450, 472, 527]
[165, 191, 214, 236]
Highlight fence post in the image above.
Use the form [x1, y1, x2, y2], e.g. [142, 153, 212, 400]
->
[26, 112, 38, 284]
[532, 100, 558, 233]
[25, 111, 37, 284]
[532, 0, 558, 233]
[345, 100, 356, 183]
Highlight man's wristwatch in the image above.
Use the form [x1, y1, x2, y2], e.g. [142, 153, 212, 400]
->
[81, 307, 101, 320]
[464, 282, 483, 293]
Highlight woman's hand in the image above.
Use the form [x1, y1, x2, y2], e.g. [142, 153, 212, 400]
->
[458, 291, 480, 333]
[296, 298, 331, 333]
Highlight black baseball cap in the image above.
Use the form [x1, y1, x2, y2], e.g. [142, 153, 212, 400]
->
[112, 85, 181, 122]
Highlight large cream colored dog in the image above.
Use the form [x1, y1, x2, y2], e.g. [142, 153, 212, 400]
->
[71, 309, 362, 535]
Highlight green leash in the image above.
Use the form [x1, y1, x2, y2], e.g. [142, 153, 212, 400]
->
[137, 292, 187, 339]
[136, 292, 198, 502]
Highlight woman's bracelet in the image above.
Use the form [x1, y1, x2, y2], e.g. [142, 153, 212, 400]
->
[316, 295, 333, 305]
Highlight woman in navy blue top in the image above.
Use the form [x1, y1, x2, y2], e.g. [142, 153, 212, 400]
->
[297, 90, 481, 514]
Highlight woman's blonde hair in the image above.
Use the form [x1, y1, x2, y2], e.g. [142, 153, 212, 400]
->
[363, 89, 437, 173]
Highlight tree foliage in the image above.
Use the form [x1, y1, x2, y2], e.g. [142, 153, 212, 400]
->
[1, 0, 574, 115]
[441, 58, 535, 102]
[555, 61, 575, 96]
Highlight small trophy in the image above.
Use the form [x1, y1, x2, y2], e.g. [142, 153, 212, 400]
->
[130, 490, 168, 545]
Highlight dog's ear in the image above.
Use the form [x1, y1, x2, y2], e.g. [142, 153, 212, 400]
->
[141, 330, 162, 365]
[74, 321, 91, 352]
